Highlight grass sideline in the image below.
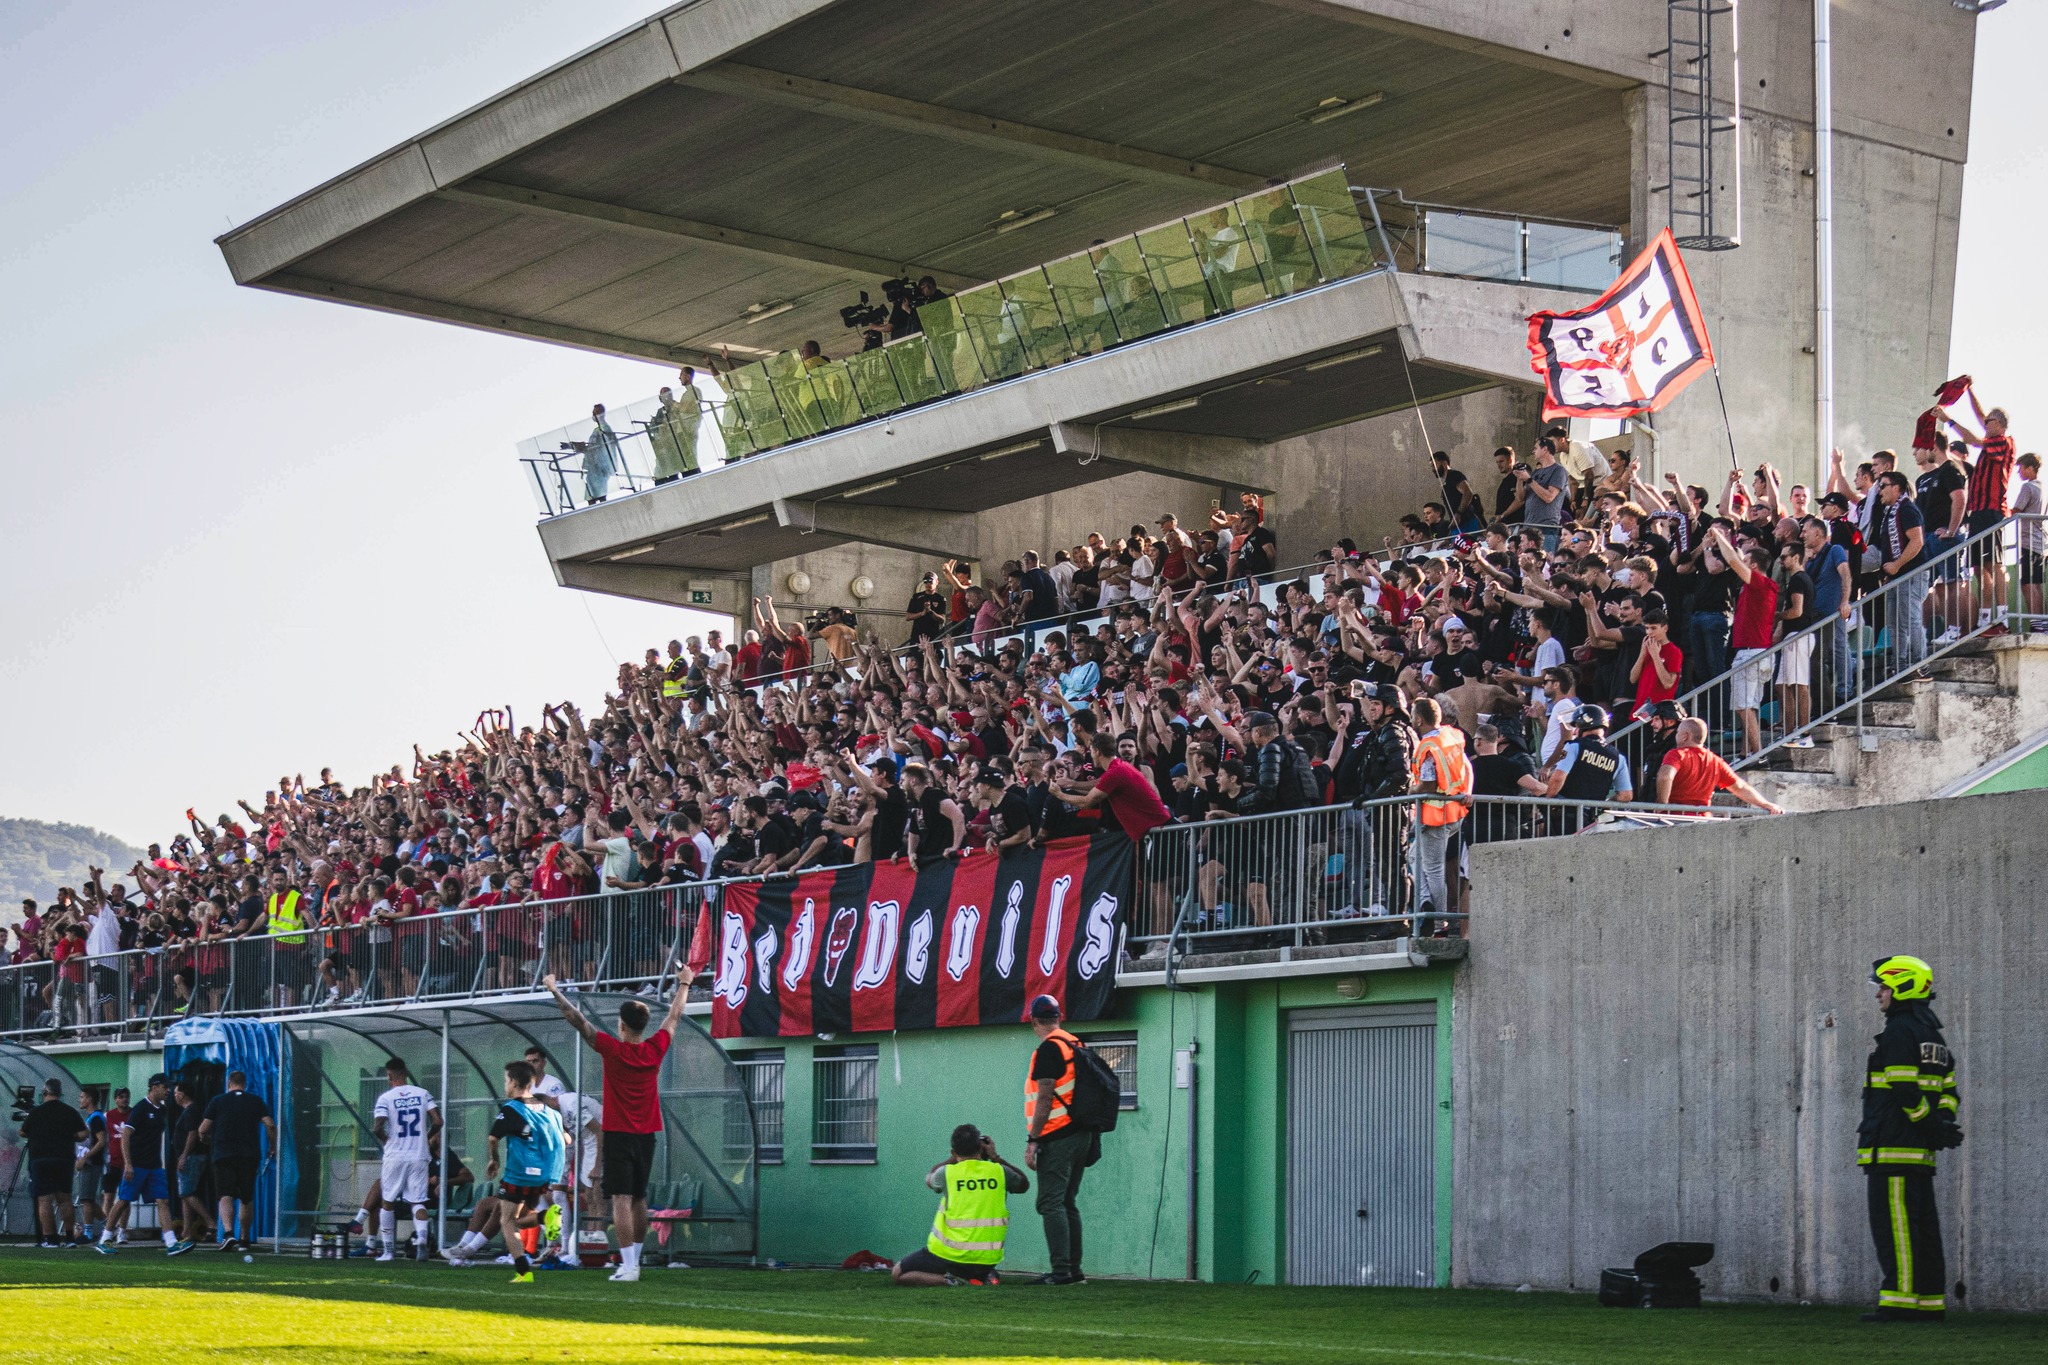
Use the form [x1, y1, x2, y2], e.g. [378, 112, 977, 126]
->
[0, 1252, 2033, 1364]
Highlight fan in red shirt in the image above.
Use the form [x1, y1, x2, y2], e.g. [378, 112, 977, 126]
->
[1655, 718, 1783, 813]
[544, 965, 696, 1284]
[1052, 731, 1171, 841]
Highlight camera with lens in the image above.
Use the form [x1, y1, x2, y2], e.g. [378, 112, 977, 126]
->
[10, 1084, 35, 1123]
[839, 290, 889, 332]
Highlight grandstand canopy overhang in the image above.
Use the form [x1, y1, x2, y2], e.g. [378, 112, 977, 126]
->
[216, 0, 1635, 369]
[532, 267, 1587, 588]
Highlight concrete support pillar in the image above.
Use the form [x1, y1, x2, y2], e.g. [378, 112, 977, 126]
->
[1047, 422, 1274, 492]
[772, 497, 980, 559]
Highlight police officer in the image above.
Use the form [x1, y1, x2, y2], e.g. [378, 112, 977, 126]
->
[1334, 683, 1416, 917]
[1542, 704, 1632, 834]
[1859, 955, 1962, 1322]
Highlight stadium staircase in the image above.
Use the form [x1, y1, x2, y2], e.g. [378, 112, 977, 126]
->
[1749, 638, 2048, 811]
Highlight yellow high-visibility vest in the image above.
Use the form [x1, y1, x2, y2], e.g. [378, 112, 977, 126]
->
[266, 890, 307, 946]
[926, 1159, 1008, 1266]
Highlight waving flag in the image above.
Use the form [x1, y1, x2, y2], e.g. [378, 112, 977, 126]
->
[1526, 228, 1714, 420]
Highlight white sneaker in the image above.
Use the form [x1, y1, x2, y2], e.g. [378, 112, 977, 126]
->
[1365, 903, 1390, 918]
[321, 987, 341, 1006]
[609, 1265, 641, 1282]
[494, 1254, 515, 1265]
[1784, 736, 1815, 749]
[375, 1251, 395, 1263]
[1936, 626, 1962, 645]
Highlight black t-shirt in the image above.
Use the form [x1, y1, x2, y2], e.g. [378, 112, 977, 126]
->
[1030, 1037, 1069, 1081]
[993, 787, 1034, 843]
[202, 1089, 271, 1160]
[870, 786, 910, 859]
[1915, 462, 1965, 535]
[1441, 470, 1473, 522]
[235, 896, 264, 932]
[906, 591, 949, 641]
[1689, 563, 1736, 616]
[83, 1109, 107, 1164]
[1782, 570, 1818, 630]
[754, 819, 794, 865]
[1020, 568, 1061, 621]
[20, 1101, 87, 1161]
[1236, 526, 1278, 576]
[123, 1097, 170, 1170]
[1495, 470, 1523, 519]
[911, 786, 954, 857]
[173, 1101, 206, 1161]
[1471, 748, 1536, 798]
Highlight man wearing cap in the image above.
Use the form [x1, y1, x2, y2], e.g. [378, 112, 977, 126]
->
[1333, 682, 1415, 917]
[1859, 956, 1962, 1322]
[1021, 995, 1090, 1285]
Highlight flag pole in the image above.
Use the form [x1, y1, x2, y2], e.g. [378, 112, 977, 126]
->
[1709, 361, 1741, 473]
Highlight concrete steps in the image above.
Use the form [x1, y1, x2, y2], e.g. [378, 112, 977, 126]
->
[1751, 639, 2048, 811]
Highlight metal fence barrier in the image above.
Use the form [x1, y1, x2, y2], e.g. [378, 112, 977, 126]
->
[1131, 795, 1766, 951]
[1609, 512, 2042, 771]
[0, 877, 808, 1041]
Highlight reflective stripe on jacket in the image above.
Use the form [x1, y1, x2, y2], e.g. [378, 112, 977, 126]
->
[1024, 1028, 1078, 1138]
[926, 1158, 1009, 1265]
[1411, 728, 1473, 826]
[266, 890, 307, 945]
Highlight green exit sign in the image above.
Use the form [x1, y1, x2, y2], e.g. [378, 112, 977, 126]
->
[687, 581, 715, 606]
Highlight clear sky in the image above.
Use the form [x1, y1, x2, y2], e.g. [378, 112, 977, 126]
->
[0, 2, 2038, 846]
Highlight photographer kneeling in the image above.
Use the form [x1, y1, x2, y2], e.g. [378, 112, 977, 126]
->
[892, 1124, 1028, 1287]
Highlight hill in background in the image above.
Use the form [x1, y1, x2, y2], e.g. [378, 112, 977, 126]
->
[0, 817, 144, 920]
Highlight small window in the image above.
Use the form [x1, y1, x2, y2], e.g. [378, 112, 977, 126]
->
[1079, 1031, 1140, 1110]
[812, 1044, 879, 1163]
[730, 1049, 785, 1164]
[355, 1070, 384, 1159]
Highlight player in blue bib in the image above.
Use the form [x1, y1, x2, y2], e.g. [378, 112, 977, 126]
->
[487, 1060, 565, 1283]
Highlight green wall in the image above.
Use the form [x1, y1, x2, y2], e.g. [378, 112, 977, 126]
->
[1962, 740, 2048, 795]
[725, 964, 1456, 1283]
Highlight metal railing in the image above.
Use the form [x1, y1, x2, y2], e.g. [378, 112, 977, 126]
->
[0, 872, 857, 1042]
[1131, 794, 1766, 950]
[1609, 513, 2042, 771]
[520, 173, 1623, 519]
[1358, 189, 1623, 292]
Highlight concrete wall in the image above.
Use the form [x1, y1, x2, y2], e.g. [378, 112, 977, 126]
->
[754, 386, 1513, 640]
[1453, 790, 2048, 1312]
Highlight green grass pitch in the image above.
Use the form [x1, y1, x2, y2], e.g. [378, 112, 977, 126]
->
[0, 1252, 2034, 1364]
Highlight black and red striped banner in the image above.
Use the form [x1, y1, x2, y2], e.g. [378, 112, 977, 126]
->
[703, 833, 1131, 1038]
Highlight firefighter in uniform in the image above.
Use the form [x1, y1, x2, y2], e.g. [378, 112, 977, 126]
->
[1542, 704, 1632, 834]
[1860, 954, 1963, 1322]
[891, 1123, 1029, 1287]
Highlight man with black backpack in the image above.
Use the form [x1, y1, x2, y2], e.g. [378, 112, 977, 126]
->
[1020, 994, 1120, 1285]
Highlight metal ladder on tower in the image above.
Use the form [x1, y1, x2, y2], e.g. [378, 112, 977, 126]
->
[1656, 0, 1742, 251]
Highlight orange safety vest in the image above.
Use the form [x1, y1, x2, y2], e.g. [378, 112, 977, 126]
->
[1024, 1028, 1079, 1139]
[1411, 728, 1473, 826]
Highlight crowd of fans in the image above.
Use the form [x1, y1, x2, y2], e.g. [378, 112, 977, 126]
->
[5, 388, 2030, 1030]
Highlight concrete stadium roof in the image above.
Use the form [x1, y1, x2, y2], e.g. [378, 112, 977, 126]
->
[217, 0, 1633, 366]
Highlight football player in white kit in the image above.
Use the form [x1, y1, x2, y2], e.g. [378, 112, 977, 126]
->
[370, 1057, 441, 1261]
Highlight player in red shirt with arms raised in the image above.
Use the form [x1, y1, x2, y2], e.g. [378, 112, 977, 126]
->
[543, 964, 695, 1283]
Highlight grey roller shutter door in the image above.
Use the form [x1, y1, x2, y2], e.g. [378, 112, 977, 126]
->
[1287, 1003, 1437, 1287]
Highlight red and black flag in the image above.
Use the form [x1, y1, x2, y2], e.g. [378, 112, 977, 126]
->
[708, 832, 1131, 1038]
[1526, 228, 1715, 420]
